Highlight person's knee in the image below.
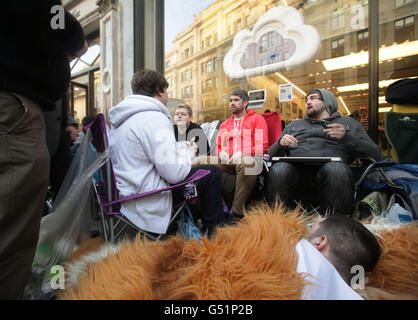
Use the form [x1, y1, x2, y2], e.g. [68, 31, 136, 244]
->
[197, 164, 221, 182]
[265, 162, 297, 203]
[235, 156, 262, 175]
[319, 162, 352, 182]
[268, 162, 295, 180]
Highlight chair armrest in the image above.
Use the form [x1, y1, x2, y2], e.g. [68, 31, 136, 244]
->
[106, 169, 211, 207]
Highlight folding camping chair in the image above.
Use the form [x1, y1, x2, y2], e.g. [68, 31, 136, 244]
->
[86, 114, 211, 243]
[352, 112, 418, 219]
[384, 112, 418, 164]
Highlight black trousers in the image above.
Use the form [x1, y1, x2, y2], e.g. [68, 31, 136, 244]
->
[173, 165, 224, 235]
[0, 92, 50, 299]
[265, 161, 354, 215]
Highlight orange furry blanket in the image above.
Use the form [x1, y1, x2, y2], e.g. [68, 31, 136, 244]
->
[363, 224, 418, 299]
[60, 204, 311, 299]
[59, 205, 418, 300]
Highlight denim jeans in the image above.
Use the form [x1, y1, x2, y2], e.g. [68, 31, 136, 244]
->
[265, 161, 354, 215]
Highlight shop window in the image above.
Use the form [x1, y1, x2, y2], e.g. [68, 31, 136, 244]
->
[269, 31, 279, 48]
[237, 19, 242, 31]
[331, 37, 345, 57]
[395, 0, 415, 8]
[245, 16, 250, 26]
[207, 60, 213, 73]
[259, 35, 268, 53]
[357, 29, 368, 51]
[185, 69, 191, 81]
[331, 71, 345, 87]
[206, 36, 213, 47]
[183, 48, 190, 59]
[182, 86, 192, 99]
[394, 15, 415, 43]
[164, 0, 418, 140]
[331, 9, 344, 31]
[228, 24, 233, 36]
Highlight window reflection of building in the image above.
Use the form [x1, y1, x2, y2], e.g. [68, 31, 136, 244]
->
[356, 29, 368, 51]
[164, 0, 418, 134]
[331, 8, 344, 31]
[331, 37, 345, 58]
[394, 15, 415, 43]
[240, 31, 296, 69]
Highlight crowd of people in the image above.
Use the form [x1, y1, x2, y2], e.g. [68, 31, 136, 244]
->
[104, 69, 383, 299]
[1, 2, 386, 300]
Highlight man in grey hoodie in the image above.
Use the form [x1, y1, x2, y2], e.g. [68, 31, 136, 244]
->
[108, 69, 224, 236]
[266, 89, 382, 216]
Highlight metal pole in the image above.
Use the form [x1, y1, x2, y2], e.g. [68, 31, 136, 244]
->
[368, 0, 379, 143]
[155, 0, 165, 74]
[133, 0, 145, 72]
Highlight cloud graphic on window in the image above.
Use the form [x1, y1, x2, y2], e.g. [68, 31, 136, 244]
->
[224, 6, 320, 79]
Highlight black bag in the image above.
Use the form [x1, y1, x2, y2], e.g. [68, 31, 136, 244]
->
[386, 78, 418, 105]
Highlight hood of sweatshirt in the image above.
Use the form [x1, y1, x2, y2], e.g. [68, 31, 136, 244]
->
[316, 89, 339, 115]
[108, 95, 172, 128]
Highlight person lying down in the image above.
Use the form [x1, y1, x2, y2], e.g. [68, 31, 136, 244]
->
[59, 204, 418, 300]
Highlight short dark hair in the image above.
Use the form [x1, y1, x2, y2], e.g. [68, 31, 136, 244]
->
[131, 69, 169, 97]
[310, 215, 381, 284]
[305, 89, 323, 101]
[230, 90, 249, 103]
[175, 104, 193, 117]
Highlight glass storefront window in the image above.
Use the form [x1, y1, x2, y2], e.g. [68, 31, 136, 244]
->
[164, 0, 418, 157]
[379, 0, 418, 158]
[70, 40, 101, 121]
[71, 44, 100, 75]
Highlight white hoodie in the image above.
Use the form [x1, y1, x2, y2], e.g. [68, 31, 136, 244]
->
[108, 95, 194, 234]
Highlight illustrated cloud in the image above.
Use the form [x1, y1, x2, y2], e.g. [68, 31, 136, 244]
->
[223, 6, 320, 79]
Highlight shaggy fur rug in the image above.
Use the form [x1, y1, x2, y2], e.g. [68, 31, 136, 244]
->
[59, 204, 418, 300]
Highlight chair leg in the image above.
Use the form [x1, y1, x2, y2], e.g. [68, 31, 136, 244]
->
[108, 216, 115, 244]
[93, 183, 110, 242]
[114, 223, 128, 240]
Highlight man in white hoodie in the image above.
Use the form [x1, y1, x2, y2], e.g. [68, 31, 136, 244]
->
[108, 69, 223, 236]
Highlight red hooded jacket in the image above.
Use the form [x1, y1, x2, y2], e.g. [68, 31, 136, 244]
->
[216, 109, 269, 157]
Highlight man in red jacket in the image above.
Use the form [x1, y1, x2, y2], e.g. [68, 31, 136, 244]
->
[193, 90, 268, 219]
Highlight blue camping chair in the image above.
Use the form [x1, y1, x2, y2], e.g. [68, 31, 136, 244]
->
[353, 112, 418, 219]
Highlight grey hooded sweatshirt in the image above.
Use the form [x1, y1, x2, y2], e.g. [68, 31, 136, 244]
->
[268, 89, 382, 163]
[108, 95, 194, 234]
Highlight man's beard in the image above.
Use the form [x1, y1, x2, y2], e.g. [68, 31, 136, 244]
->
[307, 105, 326, 119]
[231, 106, 244, 115]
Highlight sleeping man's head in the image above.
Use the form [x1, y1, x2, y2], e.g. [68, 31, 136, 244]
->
[306, 215, 381, 284]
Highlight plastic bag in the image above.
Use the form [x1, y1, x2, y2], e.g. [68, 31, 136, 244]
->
[23, 129, 108, 299]
[381, 193, 413, 224]
[177, 205, 202, 240]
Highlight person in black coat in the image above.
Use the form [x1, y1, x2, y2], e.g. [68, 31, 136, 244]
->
[173, 104, 210, 156]
[0, 1, 86, 299]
